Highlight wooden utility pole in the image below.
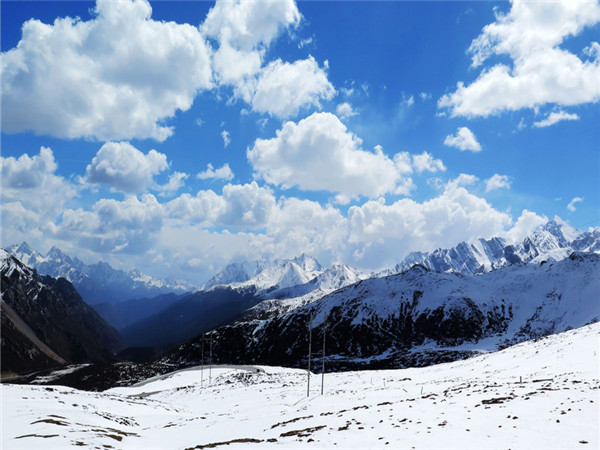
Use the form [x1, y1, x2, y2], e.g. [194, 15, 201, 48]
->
[307, 314, 313, 397]
[321, 313, 326, 395]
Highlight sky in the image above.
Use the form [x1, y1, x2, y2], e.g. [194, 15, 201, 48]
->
[1, 0, 599, 284]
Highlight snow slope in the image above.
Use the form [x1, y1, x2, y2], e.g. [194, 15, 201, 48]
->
[2, 323, 598, 449]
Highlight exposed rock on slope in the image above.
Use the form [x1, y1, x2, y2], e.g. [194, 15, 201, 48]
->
[166, 253, 599, 371]
[1, 250, 124, 375]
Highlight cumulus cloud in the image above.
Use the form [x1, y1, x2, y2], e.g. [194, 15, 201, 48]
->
[438, 0, 600, 117]
[58, 194, 164, 254]
[533, 110, 580, 128]
[347, 184, 513, 268]
[336, 102, 358, 119]
[0, 146, 77, 219]
[446, 174, 479, 190]
[202, 0, 300, 52]
[166, 182, 275, 230]
[201, 1, 333, 119]
[412, 152, 446, 174]
[248, 57, 335, 118]
[247, 112, 414, 203]
[218, 182, 277, 228]
[567, 197, 584, 212]
[84, 142, 168, 194]
[157, 172, 189, 197]
[444, 127, 482, 152]
[504, 209, 547, 243]
[1, 0, 213, 141]
[197, 163, 234, 181]
[485, 174, 511, 192]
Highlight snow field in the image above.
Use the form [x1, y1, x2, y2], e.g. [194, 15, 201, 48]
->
[2, 323, 599, 449]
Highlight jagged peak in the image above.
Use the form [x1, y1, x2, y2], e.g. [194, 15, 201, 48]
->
[15, 241, 35, 254]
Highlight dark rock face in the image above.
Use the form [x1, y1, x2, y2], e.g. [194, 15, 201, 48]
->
[1, 252, 125, 375]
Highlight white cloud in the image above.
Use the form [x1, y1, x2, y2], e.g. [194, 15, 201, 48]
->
[202, 0, 307, 103]
[221, 130, 231, 148]
[336, 102, 358, 119]
[218, 182, 276, 228]
[444, 127, 482, 152]
[247, 112, 413, 202]
[165, 191, 225, 227]
[166, 182, 275, 230]
[202, 0, 300, 52]
[485, 174, 511, 192]
[58, 194, 165, 254]
[438, 0, 600, 117]
[84, 142, 168, 194]
[157, 172, 189, 197]
[340, 87, 354, 97]
[347, 184, 513, 268]
[0, 146, 77, 220]
[419, 92, 432, 101]
[248, 57, 335, 118]
[447, 173, 479, 190]
[504, 209, 547, 243]
[1, 0, 213, 141]
[197, 163, 234, 181]
[412, 152, 446, 174]
[567, 197, 584, 212]
[533, 110, 580, 128]
[212, 44, 263, 86]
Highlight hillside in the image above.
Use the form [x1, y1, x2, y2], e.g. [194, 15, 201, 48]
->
[2, 323, 598, 448]
[0, 250, 124, 376]
[169, 252, 599, 371]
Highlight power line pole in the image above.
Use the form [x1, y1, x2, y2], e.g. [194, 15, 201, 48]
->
[209, 332, 213, 386]
[307, 314, 313, 397]
[201, 333, 205, 386]
[321, 313, 326, 395]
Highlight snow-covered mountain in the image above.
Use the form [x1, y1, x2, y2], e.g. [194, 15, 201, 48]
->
[203, 254, 324, 291]
[175, 252, 599, 371]
[385, 217, 600, 276]
[1, 250, 124, 375]
[3, 323, 598, 448]
[6, 242, 194, 305]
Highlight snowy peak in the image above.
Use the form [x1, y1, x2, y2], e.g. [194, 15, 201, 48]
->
[5, 242, 193, 305]
[205, 255, 324, 292]
[542, 216, 581, 244]
[310, 264, 366, 292]
[291, 253, 322, 273]
[390, 217, 597, 276]
[7, 241, 45, 268]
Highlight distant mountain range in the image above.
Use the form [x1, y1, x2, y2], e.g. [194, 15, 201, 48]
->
[164, 251, 600, 372]
[383, 217, 599, 276]
[3, 216, 599, 379]
[7, 242, 195, 305]
[1, 250, 124, 376]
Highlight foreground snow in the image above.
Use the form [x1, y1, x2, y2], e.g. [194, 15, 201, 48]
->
[2, 324, 599, 449]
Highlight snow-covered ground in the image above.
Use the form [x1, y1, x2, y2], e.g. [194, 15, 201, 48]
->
[2, 323, 599, 449]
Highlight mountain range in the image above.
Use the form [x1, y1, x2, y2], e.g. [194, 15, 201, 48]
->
[2, 216, 599, 383]
[7, 242, 194, 306]
[1, 250, 124, 376]
[383, 217, 599, 276]
[163, 251, 600, 372]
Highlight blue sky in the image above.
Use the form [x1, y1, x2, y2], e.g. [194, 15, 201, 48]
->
[1, 0, 599, 283]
